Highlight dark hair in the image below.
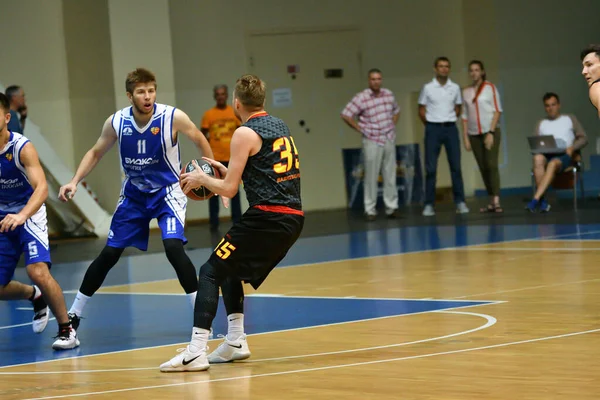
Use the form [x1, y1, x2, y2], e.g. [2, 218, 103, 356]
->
[5, 85, 21, 103]
[469, 60, 488, 104]
[125, 68, 157, 94]
[543, 92, 560, 103]
[367, 68, 382, 77]
[0, 92, 9, 113]
[580, 44, 600, 61]
[434, 57, 451, 67]
[213, 84, 228, 93]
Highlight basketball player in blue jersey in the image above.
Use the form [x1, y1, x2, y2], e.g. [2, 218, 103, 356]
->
[160, 74, 304, 372]
[581, 44, 600, 117]
[58, 68, 215, 332]
[0, 93, 79, 349]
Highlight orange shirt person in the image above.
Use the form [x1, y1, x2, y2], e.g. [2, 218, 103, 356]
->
[201, 85, 242, 231]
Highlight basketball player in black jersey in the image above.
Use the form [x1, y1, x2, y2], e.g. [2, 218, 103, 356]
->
[581, 44, 600, 117]
[160, 74, 304, 372]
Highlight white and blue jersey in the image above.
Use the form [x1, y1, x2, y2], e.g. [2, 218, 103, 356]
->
[0, 132, 51, 285]
[112, 103, 181, 194]
[107, 104, 188, 251]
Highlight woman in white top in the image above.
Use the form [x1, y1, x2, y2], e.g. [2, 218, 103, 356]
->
[462, 60, 503, 213]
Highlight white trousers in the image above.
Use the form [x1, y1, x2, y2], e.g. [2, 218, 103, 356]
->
[363, 139, 398, 216]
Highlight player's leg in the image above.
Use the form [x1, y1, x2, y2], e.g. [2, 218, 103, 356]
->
[207, 274, 251, 363]
[157, 183, 198, 307]
[26, 262, 79, 349]
[69, 195, 146, 324]
[0, 230, 49, 333]
[160, 260, 224, 372]
[19, 207, 79, 349]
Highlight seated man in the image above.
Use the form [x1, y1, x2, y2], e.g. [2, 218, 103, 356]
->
[527, 92, 587, 212]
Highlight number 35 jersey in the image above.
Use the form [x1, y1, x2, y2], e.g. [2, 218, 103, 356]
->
[241, 112, 302, 210]
[112, 103, 180, 193]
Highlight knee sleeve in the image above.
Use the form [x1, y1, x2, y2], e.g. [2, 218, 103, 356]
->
[79, 246, 124, 296]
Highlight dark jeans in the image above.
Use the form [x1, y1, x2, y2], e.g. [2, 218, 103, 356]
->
[424, 122, 465, 205]
[209, 161, 242, 228]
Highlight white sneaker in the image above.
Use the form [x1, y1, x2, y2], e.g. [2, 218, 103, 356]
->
[52, 326, 80, 350]
[32, 307, 49, 334]
[208, 334, 251, 363]
[160, 346, 210, 372]
[456, 202, 470, 214]
[422, 205, 435, 217]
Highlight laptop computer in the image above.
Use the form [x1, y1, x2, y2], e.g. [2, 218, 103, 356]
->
[527, 135, 565, 154]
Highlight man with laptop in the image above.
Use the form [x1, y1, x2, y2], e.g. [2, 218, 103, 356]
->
[526, 92, 588, 212]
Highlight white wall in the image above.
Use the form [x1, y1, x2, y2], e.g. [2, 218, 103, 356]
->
[0, 0, 75, 170]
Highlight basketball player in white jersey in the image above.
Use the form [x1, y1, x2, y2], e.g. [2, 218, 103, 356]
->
[58, 68, 215, 333]
[581, 44, 600, 117]
[0, 92, 78, 349]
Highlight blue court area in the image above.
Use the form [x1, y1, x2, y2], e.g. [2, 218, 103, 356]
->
[1, 222, 598, 367]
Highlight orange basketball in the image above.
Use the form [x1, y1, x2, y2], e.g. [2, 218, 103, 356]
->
[180, 159, 220, 201]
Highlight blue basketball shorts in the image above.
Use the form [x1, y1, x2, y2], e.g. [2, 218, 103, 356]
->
[107, 182, 188, 251]
[0, 204, 51, 286]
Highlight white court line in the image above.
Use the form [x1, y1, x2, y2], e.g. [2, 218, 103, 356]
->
[0, 310, 495, 375]
[0, 302, 499, 370]
[83, 293, 504, 303]
[21, 327, 600, 400]
[450, 247, 600, 251]
[0, 317, 56, 331]
[16, 307, 34, 311]
[61, 228, 600, 294]
[451, 278, 600, 299]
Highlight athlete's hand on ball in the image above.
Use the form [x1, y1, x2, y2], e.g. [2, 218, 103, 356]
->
[180, 160, 207, 195]
[201, 157, 230, 208]
[201, 157, 228, 178]
[59, 182, 78, 202]
[0, 213, 27, 232]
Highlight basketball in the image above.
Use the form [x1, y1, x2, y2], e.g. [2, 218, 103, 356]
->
[180, 159, 220, 201]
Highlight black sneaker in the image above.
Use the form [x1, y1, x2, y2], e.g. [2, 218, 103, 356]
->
[68, 313, 81, 331]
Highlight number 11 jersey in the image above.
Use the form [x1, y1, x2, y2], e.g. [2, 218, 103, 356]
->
[112, 103, 180, 193]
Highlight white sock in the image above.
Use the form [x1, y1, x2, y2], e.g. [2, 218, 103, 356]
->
[189, 327, 210, 353]
[30, 285, 42, 301]
[69, 291, 91, 316]
[186, 291, 197, 309]
[227, 313, 244, 341]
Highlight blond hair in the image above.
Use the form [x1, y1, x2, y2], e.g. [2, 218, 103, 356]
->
[125, 68, 157, 94]
[234, 74, 265, 110]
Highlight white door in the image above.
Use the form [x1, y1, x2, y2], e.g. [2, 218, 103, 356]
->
[247, 29, 363, 211]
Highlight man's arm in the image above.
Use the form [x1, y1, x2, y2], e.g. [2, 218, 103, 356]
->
[454, 86, 463, 118]
[590, 83, 600, 118]
[341, 114, 361, 132]
[174, 109, 214, 160]
[59, 116, 118, 201]
[0, 142, 48, 232]
[181, 127, 259, 198]
[418, 105, 427, 124]
[340, 95, 363, 133]
[569, 115, 588, 153]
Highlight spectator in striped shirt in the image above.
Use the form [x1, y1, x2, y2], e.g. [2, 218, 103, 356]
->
[341, 68, 401, 221]
[461, 60, 503, 213]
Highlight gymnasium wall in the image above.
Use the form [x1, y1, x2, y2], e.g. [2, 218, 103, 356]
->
[0, 0, 596, 219]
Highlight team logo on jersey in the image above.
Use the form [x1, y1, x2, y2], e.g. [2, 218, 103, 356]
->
[151, 127, 160, 135]
[122, 127, 133, 136]
[5, 153, 13, 162]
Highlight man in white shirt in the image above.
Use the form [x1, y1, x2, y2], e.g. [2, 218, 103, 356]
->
[527, 93, 587, 212]
[418, 57, 468, 216]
